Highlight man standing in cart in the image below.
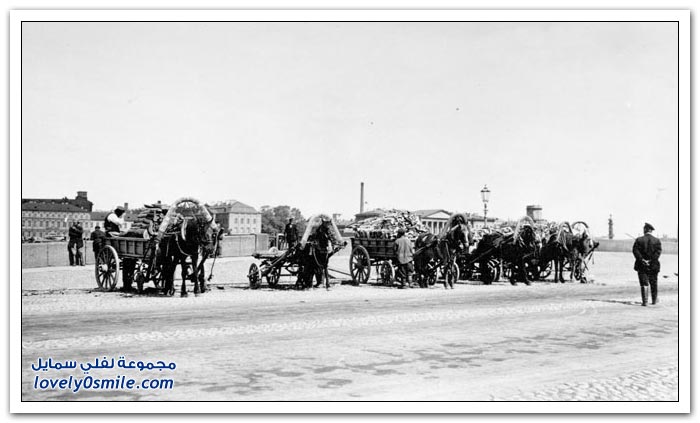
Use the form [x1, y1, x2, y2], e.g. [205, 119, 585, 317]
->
[394, 228, 414, 288]
[104, 205, 126, 237]
[284, 218, 298, 250]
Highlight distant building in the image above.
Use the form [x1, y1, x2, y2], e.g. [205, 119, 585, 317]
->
[209, 200, 261, 234]
[21, 202, 91, 240]
[22, 191, 93, 212]
[354, 209, 385, 222]
[465, 213, 498, 230]
[526, 205, 545, 223]
[413, 209, 452, 234]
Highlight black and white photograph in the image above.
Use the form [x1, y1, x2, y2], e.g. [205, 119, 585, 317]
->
[10, 8, 689, 414]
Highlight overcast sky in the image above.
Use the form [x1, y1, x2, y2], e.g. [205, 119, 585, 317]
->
[21, 21, 678, 238]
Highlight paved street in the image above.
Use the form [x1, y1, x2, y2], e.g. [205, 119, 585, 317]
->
[21, 252, 679, 401]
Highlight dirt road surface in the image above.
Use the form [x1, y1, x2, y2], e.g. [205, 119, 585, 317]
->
[21, 252, 679, 401]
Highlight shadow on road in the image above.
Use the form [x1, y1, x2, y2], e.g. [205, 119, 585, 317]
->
[584, 298, 640, 307]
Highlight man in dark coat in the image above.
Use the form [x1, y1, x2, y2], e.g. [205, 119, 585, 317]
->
[90, 225, 106, 261]
[632, 222, 662, 306]
[67, 221, 84, 266]
[284, 218, 298, 250]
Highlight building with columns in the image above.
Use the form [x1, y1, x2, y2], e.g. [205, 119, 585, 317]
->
[412, 210, 452, 234]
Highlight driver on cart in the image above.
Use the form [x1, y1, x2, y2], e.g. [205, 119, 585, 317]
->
[104, 206, 126, 237]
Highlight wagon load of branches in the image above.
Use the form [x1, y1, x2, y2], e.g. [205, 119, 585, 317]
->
[349, 209, 429, 240]
[121, 203, 169, 239]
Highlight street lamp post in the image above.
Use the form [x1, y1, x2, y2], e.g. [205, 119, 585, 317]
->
[480, 185, 491, 228]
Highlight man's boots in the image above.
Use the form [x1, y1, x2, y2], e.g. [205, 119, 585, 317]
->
[640, 286, 649, 306]
[650, 281, 658, 305]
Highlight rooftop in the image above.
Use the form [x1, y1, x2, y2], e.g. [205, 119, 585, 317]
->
[209, 200, 259, 214]
[412, 209, 453, 218]
[22, 202, 89, 213]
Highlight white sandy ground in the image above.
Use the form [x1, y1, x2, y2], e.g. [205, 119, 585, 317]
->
[20, 252, 679, 401]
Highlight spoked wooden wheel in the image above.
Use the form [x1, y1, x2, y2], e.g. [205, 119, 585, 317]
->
[539, 261, 552, 281]
[379, 261, 395, 286]
[349, 246, 371, 285]
[248, 263, 262, 290]
[482, 258, 500, 284]
[133, 261, 148, 293]
[266, 266, 281, 288]
[95, 246, 120, 291]
[572, 258, 583, 282]
[444, 261, 459, 288]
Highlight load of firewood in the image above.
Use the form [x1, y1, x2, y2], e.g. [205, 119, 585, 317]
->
[349, 209, 428, 240]
[121, 203, 169, 239]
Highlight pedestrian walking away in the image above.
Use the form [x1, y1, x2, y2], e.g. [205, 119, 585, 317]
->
[632, 222, 662, 306]
[67, 221, 84, 266]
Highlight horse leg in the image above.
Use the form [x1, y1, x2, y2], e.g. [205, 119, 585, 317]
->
[180, 260, 188, 297]
[192, 256, 201, 297]
[163, 261, 175, 296]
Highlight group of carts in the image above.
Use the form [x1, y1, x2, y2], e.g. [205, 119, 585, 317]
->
[91, 198, 594, 292]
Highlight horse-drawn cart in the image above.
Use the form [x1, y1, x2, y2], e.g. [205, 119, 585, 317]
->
[247, 246, 303, 289]
[95, 236, 164, 293]
[348, 236, 401, 286]
[248, 214, 346, 290]
[94, 197, 220, 296]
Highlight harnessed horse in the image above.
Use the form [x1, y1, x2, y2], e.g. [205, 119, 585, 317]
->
[413, 222, 470, 289]
[159, 215, 219, 297]
[297, 220, 335, 290]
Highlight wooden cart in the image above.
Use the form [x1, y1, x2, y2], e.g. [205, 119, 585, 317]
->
[348, 237, 401, 286]
[95, 236, 165, 293]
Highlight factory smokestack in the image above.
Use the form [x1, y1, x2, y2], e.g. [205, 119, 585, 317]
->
[360, 182, 365, 213]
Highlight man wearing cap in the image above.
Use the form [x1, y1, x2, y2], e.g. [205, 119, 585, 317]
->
[89, 225, 106, 262]
[394, 228, 414, 288]
[633, 223, 662, 306]
[104, 206, 126, 237]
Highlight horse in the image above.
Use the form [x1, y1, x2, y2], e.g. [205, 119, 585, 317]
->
[413, 221, 470, 289]
[159, 215, 219, 297]
[469, 231, 507, 284]
[498, 224, 539, 285]
[297, 218, 338, 290]
[570, 227, 599, 283]
[539, 222, 577, 283]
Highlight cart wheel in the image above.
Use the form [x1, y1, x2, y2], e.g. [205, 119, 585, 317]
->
[266, 266, 281, 288]
[134, 261, 151, 293]
[248, 263, 262, 289]
[427, 270, 437, 286]
[95, 246, 120, 291]
[572, 258, 583, 281]
[539, 261, 552, 280]
[349, 245, 371, 285]
[379, 261, 394, 286]
[446, 261, 459, 288]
